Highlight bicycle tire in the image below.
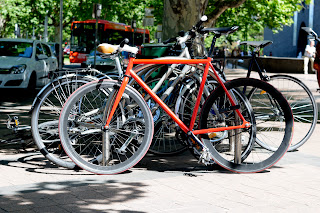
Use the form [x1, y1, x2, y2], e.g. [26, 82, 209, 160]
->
[200, 78, 293, 173]
[59, 80, 154, 174]
[31, 74, 97, 169]
[260, 74, 318, 151]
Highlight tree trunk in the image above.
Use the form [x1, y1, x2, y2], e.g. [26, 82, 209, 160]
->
[54, 25, 60, 43]
[162, 0, 208, 40]
[162, 0, 247, 40]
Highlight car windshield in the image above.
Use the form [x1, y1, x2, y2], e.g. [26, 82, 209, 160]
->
[0, 41, 33, 58]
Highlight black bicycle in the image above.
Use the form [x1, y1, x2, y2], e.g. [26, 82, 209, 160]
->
[204, 34, 317, 151]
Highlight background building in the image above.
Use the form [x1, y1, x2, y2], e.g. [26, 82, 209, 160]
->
[264, 0, 319, 57]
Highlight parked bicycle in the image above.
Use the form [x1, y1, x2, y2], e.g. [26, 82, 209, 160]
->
[29, 18, 222, 168]
[58, 24, 293, 174]
[198, 29, 317, 152]
[237, 40, 317, 151]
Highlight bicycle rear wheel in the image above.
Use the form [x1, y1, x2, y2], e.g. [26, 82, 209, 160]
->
[200, 78, 293, 173]
[264, 75, 318, 151]
[59, 80, 154, 174]
[31, 74, 97, 169]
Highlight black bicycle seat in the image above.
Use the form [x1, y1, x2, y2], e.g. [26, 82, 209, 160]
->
[201, 26, 239, 35]
[240, 40, 273, 48]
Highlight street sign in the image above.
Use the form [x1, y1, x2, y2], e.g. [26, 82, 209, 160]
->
[144, 18, 154, 26]
[145, 7, 154, 17]
[144, 7, 154, 27]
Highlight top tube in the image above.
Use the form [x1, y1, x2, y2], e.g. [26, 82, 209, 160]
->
[132, 58, 212, 65]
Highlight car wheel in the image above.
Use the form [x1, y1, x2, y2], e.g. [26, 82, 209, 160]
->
[27, 72, 37, 91]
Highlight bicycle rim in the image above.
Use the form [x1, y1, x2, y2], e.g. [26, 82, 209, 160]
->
[59, 80, 154, 174]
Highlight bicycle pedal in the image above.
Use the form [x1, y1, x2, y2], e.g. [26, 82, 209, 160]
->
[6, 115, 20, 130]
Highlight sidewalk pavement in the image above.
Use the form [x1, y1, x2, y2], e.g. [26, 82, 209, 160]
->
[0, 67, 320, 212]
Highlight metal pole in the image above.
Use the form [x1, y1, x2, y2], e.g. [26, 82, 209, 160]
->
[44, 10, 48, 42]
[93, 3, 101, 69]
[32, 27, 35, 39]
[59, 0, 63, 70]
[94, 7, 98, 69]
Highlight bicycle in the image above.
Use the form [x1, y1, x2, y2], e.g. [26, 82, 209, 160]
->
[58, 38, 294, 174]
[197, 29, 317, 152]
[29, 18, 222, 169]
[236, 40, 317, 151]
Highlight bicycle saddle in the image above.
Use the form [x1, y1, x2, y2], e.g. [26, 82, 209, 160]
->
[240, 40, 273, 48]
[97, 43, 118, 54]
[201, 26, 239, 35]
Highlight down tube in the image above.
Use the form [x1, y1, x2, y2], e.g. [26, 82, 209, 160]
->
[130, 69, 190, 133]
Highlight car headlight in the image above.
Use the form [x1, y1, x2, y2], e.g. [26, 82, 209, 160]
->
[10, 64, 27, 74]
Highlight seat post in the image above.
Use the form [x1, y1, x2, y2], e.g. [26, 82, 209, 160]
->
[208, 35, 219, 57]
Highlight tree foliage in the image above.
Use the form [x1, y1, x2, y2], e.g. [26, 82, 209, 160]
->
[214, 0, 310, 43]
[0, 0, 160, 41]
[0, 0, 311, 43]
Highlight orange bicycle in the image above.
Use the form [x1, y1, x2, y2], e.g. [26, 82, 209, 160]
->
[59, 38, 293, 174]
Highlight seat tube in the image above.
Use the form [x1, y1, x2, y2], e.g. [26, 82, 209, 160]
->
[209, 62, 247, 123]
[189, 58, 210, 130]
[104, 58, 134, 128]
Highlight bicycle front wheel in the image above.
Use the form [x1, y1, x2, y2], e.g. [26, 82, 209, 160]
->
[200, 78, 293, 173]
[59, 80, 154, 174]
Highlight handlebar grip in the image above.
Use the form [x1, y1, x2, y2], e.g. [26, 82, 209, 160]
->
[194, 15, 208, 29]
[120, 38, 129, 47]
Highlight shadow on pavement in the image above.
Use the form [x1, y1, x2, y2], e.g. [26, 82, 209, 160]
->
[0, 179, 147, 212]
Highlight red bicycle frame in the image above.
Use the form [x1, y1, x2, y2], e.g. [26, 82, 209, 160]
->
[104, 57, 250, 135]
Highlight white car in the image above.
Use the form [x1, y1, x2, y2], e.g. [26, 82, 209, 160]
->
[0, 38, 58, 89]
[84, 50, 116, 71]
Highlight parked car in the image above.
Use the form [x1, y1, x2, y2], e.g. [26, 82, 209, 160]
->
[48, 42, 63, 66]
[0, 38, 58, 89]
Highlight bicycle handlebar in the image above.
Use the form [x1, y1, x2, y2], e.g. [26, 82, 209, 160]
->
[194, 15, 208, 30]
[119, 38, 129, 47]
[162, 16, 208, 47]
[302, 27, 320, 42]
